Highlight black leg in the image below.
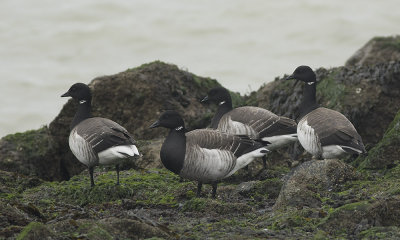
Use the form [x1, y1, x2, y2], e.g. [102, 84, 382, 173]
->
[116, 164, 120, 185]
[197, 182, 203, 197]
[89, 166, 95, 187]
[262, 156, 267, 169]
[211, 182, 218, 199]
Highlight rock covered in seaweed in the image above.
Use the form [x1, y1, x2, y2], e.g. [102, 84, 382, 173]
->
[345, 35, 400, 67]
[355, 109, 400, 169]
[273, 159, 358, 210]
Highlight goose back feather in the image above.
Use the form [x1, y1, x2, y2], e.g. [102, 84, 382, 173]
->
[69, 117, 139, 166]
[217, 106, 297, 150]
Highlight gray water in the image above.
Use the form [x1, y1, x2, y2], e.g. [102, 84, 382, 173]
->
[1, 0, 399, 137]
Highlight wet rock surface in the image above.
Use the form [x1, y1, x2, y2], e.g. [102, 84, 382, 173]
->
[355, 110, 400, 169]
[1, 36, 400, 239]
[346, 35, 400, 67]
[274, 159, 358, 210]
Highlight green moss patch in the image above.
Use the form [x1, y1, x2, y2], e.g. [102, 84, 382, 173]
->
[317, 71, 345, 109]
[181, 197, 252, 214]
[356, 110, 400, 169]
[359, 226, 400, 239]
[17, 222, 55, 240]
[22, 169, 192, 207]
[373, 36, 400, 51]
[2, 127, 51, 158]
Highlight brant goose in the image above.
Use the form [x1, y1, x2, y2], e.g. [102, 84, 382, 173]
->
[286, 66, 366, 159]
[61, 83, 140, 186]
[149, 110, 269, 198]
[202, 87, 297, 168]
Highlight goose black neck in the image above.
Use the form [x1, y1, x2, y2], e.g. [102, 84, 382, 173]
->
[70, 100, 92, 130]
[298, 82, 319, 120]
[210, 100, 233, 129]
[160, 128, 186, 174]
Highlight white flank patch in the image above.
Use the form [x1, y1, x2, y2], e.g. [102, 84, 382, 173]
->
[321, 145, 347, 159]
[69, 130, 97, 166]
[181, 147, 233, 182]
[98, 145, 139, 165]
[225, 147, 269, 177]
[322, 145, 362, 159]
[297, 119, 320, 157]
[262, 133, 298, 150]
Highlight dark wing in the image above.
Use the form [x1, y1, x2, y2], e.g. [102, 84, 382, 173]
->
[76, 117, 136, 154]
[186, 129, 262, 158]
[262, 116, 297, 137]
[307, 108, 366, 153]
[225, 107, 297, 137]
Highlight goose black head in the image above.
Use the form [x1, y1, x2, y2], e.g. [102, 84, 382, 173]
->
[61, 83, 92, 103]
[201, 87, 231, 105]
[149, 110, 185, 130]
[286, 66, 316, 84]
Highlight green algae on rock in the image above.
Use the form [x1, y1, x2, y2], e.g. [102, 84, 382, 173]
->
[273, 159, 358, 210]
[0, 127, 54, 179]
[355, 110, 400, 169]
[346, 35, 400, 67]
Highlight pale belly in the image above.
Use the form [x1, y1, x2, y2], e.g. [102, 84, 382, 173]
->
[297, 119, 321, 158]
[69, 130, 98, 167]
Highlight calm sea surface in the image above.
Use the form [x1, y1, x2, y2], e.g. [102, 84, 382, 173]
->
[1, 0, 399, 137]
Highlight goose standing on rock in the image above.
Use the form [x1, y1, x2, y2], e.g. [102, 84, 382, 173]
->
[286, 66, 366, 159]
[149, 110, 269, 198]
[61, 83, 140, 187]
[201, 87, 298, 168]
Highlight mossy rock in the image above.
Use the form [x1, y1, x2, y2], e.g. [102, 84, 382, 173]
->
[22, 168, 192, 207]
[346, 35, 400, 67]
[355, 110, 400, 169]
[181, 197, 252, 214]
[319, 196, 400, 237]
[16, 222, 56, 240]
[274, 159, 358, 210]
[358, 226, 400, 239]
[0, 127, 51, 177]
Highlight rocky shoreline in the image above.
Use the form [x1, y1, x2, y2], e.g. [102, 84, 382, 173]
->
[1, 36, 400, 239]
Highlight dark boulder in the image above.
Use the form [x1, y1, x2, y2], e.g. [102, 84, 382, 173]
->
[273, 159, 358, 210]
[320, 196, 400, 237]
[346, 35, 400, 67]
[356, 110, 400, 169]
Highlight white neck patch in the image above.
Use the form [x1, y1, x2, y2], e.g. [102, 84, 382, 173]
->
[175, 126, 184, 131]
[219, 101, 226, 106]
[79, 100, 87, 104]
[307, 82, 315, 85]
